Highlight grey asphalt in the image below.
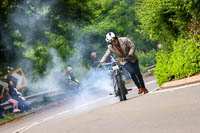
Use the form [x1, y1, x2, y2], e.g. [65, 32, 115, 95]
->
[1, 76, 200, 133]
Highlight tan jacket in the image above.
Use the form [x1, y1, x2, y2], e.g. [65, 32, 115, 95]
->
[100, 37, 137, 65]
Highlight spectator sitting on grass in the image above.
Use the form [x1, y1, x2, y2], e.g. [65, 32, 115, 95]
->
[8, 80, 32, 112]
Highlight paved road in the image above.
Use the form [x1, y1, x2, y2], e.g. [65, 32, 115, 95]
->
[1, 76, 200, 133]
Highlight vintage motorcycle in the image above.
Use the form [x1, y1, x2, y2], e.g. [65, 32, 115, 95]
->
[103, 56, 131, 101]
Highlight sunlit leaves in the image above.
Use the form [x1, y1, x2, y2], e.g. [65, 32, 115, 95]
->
[154, 38, 200, 85]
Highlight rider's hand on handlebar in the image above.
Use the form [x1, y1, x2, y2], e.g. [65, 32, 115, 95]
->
[126, 55, 131, 61]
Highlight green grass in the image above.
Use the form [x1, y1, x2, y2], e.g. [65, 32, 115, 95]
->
[0, 113, 20, 123]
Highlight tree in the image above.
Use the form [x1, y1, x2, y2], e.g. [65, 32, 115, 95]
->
[80, 0, 157, 68]
[136, 0, 200, 85]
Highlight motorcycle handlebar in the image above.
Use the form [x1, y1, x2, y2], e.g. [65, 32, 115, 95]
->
[98, 57, 126, 68]
[102, 62, 116, 66]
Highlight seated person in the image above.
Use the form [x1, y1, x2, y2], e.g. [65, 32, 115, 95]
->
[60, 67, 80, 93]
[65, 66, 80, 85]
[8, 80, 32, 112]
[2, 88, 20, 113]
[90, 52, 100, 69]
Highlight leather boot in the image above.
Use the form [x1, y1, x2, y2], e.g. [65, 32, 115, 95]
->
[138, 88, 143, 94]
[143, 88, 149, 94]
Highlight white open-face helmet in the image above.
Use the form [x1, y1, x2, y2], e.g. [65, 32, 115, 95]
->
[105, 32, 116, 43]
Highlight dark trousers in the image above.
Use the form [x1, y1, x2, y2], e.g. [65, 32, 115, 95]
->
[123, 59, 145, 89]
[0, 106, 4, 118]
[13, 97, 32, 112]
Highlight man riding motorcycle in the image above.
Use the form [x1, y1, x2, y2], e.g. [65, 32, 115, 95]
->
[100, 32, 148, 94]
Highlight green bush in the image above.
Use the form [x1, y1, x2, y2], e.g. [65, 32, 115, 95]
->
[137, 49, 157, 71]
[155, 38, 200, 85]
[136, 0, 200, 43]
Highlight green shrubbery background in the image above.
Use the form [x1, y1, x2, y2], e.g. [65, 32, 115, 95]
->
[0, 0, 157, 80]
[136, 0, 200, 85]
[137, 49, 157, 71]
[154, 38, 200, 85]
[1, 0, 200, 86]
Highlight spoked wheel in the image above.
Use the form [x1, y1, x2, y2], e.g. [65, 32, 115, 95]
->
[116, 75, 127, 101]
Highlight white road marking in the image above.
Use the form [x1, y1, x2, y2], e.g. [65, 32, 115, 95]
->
[57, 95, 112, 116]
[150, 87, 160, 93]
[150, 82, 200, 94]
[13, 95, 112, 133]
[13, 80, 157, 133]
[145, 80, 157, 85]
[14, 122, 40, 133]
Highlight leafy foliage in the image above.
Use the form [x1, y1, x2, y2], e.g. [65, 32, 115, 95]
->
[0, 0, 93, 79]
[80, 0, 157, 68]
[154, 38, 200, 85]
[0, 0, 157, 80]
[136, 0, 200, 43]
[83, 0, 156, 51]
[136, 0, 200, 85]
[137, 49, 157, 70]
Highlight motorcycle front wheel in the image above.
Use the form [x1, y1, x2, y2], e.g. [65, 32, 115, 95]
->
[116, 75, 127, 101]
